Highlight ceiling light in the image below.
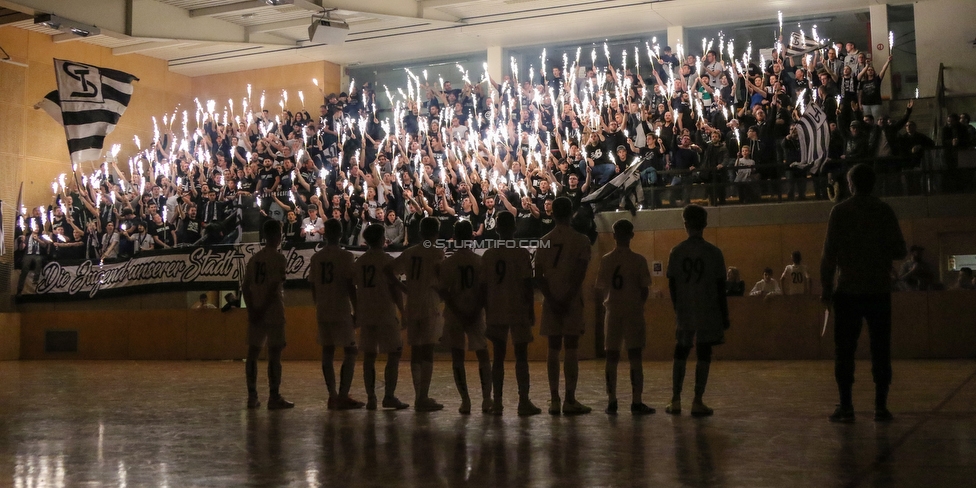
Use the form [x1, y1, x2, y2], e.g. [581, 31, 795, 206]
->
[34, 14, 101, 37]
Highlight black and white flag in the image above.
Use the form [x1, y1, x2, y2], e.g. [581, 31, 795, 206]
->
[797, 103, 830, 174]
[785, 32, 825, 57]
[34, 59, 138, 164]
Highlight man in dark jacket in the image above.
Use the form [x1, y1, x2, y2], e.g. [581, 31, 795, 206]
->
[820, 164, 907, 423]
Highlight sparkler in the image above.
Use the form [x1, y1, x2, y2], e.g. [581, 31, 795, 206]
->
[889, 31, 895, 51]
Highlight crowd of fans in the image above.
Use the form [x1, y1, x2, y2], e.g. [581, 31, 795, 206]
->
[13, 31, 976, 290]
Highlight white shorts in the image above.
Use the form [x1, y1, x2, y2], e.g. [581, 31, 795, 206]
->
[317, 320, 357, 348]
[441, 318, 488, 351]
[360, 322, 403, 354]
[247, 322, 286, 348]
[540, 297, 584, 337]
[486, 322, 534, 345]
[405, 315, 443, 346]
[604, 315, 646, 351]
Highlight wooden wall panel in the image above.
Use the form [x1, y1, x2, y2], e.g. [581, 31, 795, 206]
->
[0, 314, 20, 360]
[127, 310, 188, 360]
[926, 291, 976, 358]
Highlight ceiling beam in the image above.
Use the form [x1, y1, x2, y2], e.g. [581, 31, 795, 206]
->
[297, 0, 463, 26]
[245, 18, 308, 35]
[418, 0, 487, 10]
[189, 0, 292, 17]
[189, 1, 276, 18]
[112, 39, 196, 55]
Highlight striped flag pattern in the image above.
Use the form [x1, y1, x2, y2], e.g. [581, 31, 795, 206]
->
[785, 32, 825, 57]
[797, 104, 830, 174]
[34, 59, 138, 164]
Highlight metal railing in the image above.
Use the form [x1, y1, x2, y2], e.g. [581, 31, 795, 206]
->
[634, 147, 976, 209]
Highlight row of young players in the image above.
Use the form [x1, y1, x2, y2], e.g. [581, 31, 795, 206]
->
[241, 198, 728, 416]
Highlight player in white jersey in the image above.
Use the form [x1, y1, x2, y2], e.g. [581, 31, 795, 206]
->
[596, 220, 655, 415]
[241, 220, 294, 410]
[309, 219, 364, 410]
[436, 220, 492, 414]
[482, 212, 542, 416]
[781, 250, 812, 295]
[535, 197, 592, 415]
[356, 224, 409, 410]
[665, 205, 730, 417]
[386, 217, 445, 412]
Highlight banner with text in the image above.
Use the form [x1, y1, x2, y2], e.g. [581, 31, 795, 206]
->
[28, 245, 331, 299]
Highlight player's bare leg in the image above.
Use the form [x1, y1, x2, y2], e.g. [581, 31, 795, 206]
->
[451, 348, 472, 414]
[562, 336, 590, 415]
[266, 346, 294, 410]
[382, 351, 409, 409]
[321, 345, 337, 409]
[668, 344, 690, 415]
[628, 348, 654, 415]
[246, 345, 262, 409]
[692, 345, 714, 416]
[547, 336, 563, 415]
[363, 351, 378, 410]
[513, 343, 540, 415]
[605, 349, 620, 414]
[475, 349, 492, 413]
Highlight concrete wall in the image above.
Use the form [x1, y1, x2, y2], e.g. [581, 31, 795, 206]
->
[189, 60, 342, 120]
[915, 0, 976, 97]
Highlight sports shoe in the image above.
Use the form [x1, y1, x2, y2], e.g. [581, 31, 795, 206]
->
[631, 403, 656, 415]
[690, 400, 713, 417]
[267, 396, 295, 410]
[327, 396, 337, 410]
[874, 408, 894, 422]
[548, 398, 562, 415]
[562, 400, 592, 416]
[829, 405, 855, 423]
[458, 398, 471, 415]
[382, 396, 410, 410]
[365, 396, 378, 411]
[665, 400, 681, 415]
[605, 400, 618, 415]
[247, 396, 261, 409]
[415, 398, 444, 412]
[482, 399, 493, 414]
[518, 400, 542, 416]
[491, 400, 504, 415]
[336, 396, 365, 410]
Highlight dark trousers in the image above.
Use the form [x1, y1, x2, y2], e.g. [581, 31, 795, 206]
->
[17, 254, 44, 294]
[833, 292, 892, 405]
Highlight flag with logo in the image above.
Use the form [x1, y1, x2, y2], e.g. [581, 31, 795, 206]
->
[34, 59, 138, 164]
[785, 32, 826, 57]
[797, 103, 830, 174]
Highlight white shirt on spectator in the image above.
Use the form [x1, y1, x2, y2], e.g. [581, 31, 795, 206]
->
[749, 278, 783, 297]
[302, 216, 324, 242]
